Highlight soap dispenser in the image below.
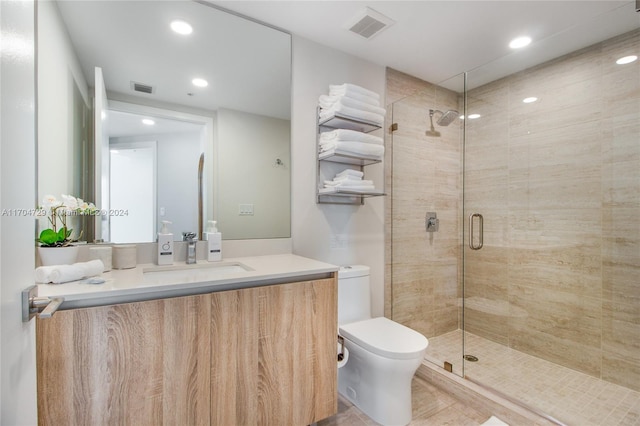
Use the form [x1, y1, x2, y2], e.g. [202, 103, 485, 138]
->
[157, 220, 174, 265]
[204, 220, 222, 262]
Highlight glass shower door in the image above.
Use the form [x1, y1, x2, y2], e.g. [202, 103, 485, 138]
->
[389, 72, 465, 376]
[462, 27, 640, 424]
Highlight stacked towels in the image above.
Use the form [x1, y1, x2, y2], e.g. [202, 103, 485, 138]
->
[319, 128, 385, 160]
[321, 169, 377, 193]
[319, 83, 386, 126]
[35, 259, 104, 284]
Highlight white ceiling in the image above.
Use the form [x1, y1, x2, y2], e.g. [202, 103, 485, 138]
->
[107, 110, 204, 138]
[56, 0, 291, 120]
[214, 0, 640, 90]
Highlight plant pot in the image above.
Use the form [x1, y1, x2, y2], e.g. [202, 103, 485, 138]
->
[38, 245, 79, 266]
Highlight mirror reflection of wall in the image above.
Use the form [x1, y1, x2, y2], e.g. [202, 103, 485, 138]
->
[108, 108, 206, 242]
[37, 0, 291, 245]
[37, 0, 91, 234]
[217, 109, 290, 240]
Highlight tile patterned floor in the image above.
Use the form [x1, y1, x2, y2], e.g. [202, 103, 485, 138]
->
[318, 376, 493, 426]
[426, 330, 640, 426]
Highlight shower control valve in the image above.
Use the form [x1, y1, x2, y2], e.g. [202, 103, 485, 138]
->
[426, 212, 439, 232]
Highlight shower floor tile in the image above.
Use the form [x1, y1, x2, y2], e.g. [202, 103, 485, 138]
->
[426, 329, 640, 426]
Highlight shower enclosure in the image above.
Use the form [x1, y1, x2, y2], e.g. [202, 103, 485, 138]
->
[388, 27, 639, 425]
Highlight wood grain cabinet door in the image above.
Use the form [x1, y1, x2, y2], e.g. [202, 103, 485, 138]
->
[36, 294, 211, 426]
[210, 278, 337, 426]
[37, 277, 337, 426]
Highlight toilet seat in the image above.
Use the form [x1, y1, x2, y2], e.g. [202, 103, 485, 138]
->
[339, 317, 428, 360]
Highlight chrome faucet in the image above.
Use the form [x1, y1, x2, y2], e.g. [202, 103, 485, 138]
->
[182, 232, 197, 264]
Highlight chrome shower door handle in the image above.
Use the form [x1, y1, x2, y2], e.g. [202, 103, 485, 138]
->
[469, 213, 484, 250]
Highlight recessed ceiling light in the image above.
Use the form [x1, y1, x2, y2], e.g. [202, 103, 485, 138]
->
[459, 115, 465, 120]
[468, 113, 481, 120]
[616, 55, 637, 65]
[192, 78, 208, 88]
[170, 20, 192, 35]
[523, 97, 538, 103]
[509, 36, 532, 49]
[142, 119, 155, 126]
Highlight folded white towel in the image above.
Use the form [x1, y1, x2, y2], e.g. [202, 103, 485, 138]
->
[336, 169, 364, 179]
[324, 179, 374, 187]
[332, 174, 363, 182]
[480, 416, 509, 426]
[319, 95, 387, 116]
[320, 129, 383, 145]
[320, 148, 383, 162]
[319, 105, 384, 127]
[319, 141, 385, 158]
[319, 185, 376, 193]
[36, 259, 104, 284]
[330, 89, 380, 106]
[329, 83, 380, 101]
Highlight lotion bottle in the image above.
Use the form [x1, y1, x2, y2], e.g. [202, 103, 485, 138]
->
[205, 220, 222, 262]
[157, 220, 174, 265]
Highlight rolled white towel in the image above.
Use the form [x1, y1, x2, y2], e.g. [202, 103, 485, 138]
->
[320, 129, 383, 145]
[336, 169, 364, 179]
[36, 259, 104, 284]
[329, 83, 380, 101]
[319, 95, 386, 116]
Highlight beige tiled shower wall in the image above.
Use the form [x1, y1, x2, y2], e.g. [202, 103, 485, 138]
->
[464, 28, 640, 392]
[384, 68, 463, 337]
[386, 29, 639, 392]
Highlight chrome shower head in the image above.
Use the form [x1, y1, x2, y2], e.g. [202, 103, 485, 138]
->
[436, 109, 460, 126]
[425, 109, 441, 137]
[426, 109, 459, 137]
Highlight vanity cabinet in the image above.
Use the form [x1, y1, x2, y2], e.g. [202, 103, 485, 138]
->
[36, 277, 337, 425]
[317, 111, 385, 205]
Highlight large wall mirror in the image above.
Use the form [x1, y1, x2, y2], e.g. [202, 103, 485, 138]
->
[37, 0, 291, 243]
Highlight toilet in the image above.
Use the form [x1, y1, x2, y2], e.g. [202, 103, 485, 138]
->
[337, 265, 429, 426]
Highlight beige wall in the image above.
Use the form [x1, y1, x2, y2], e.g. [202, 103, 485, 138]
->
[385, 68, 463, 338]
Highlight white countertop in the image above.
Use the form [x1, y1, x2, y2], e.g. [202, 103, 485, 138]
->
[37, 254, 338, 309]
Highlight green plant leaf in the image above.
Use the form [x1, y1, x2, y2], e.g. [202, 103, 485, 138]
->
[39, 229, 59, 245]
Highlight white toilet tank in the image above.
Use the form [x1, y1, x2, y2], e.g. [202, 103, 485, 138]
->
[338, 265, 372, 325]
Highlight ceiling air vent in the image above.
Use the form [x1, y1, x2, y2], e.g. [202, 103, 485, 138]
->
[131, 81, 154, 94]
[345, 7, 395, 40]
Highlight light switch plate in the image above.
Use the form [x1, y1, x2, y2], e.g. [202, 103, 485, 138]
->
[238, 204, 254, 216]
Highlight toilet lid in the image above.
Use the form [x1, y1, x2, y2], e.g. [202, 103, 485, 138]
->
[339, 317, 429, 360]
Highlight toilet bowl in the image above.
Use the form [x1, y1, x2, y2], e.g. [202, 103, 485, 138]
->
[337, 266, 428, 426]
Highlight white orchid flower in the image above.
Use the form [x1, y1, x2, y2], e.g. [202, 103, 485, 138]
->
[78, 200, 96, 213]
[38, 193, 97, 246]
[41, 194, 62, 211]
[61, 194, 79, 211]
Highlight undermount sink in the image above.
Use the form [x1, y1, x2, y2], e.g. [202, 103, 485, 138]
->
[142, 262, 252, 282]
